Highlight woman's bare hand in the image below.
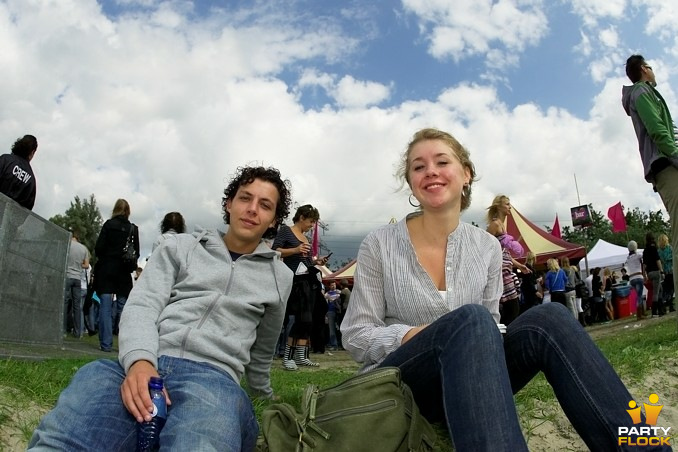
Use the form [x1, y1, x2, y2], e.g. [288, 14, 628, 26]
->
[401, 325, 428, 345]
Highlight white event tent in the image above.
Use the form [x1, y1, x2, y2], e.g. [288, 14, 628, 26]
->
[579, 239, 642, 274]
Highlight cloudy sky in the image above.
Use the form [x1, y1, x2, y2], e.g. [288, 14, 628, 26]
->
[2, 0, 677, 267]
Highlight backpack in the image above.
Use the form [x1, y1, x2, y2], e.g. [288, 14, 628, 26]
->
[256, 367, 437, 452]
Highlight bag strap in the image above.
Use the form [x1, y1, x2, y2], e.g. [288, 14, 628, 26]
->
[401, 383, 436, 451]
[125, 224, 134, 241]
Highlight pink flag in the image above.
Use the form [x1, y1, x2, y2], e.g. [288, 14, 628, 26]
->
[552, 214, 562, 239]
[311, 221, 320, 258]
[607, 202, 627, 233]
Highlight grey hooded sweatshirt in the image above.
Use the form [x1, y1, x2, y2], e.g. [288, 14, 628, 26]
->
[118, 228, 293, 397]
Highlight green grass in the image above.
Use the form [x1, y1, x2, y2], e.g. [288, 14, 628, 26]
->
[1, 319, 676, 450]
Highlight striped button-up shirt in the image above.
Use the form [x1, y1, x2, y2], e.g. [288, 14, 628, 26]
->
[341, 214, 502, 372]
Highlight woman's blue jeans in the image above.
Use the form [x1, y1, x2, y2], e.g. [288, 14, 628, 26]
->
[380, 303, 668, 451]
[631, 278, 645, 312]
[98, 293, 127, 351]
[28, 356, 258, 451]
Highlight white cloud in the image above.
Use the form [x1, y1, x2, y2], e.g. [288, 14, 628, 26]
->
[574, 30, 592, 57]
[296, 70, 392, 108]
[639, 0, 678, 39]
[1, 0, 676, 266]
[402, 0, 549, 70]
[569, 0, 626, 26]
[599, 26, 619, 48]
[333, 76, 392, 108]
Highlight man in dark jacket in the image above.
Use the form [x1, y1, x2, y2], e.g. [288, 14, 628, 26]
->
[0, 135, 38, 210]
[622, 54, 678, 309]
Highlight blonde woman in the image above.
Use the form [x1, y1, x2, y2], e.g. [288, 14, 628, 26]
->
[486, 195, 529, 325]
[544, 258, 566, 305]
[486, 195, 525, 258]
[342, 128, 652, 450]
[93, 199, 139, 352]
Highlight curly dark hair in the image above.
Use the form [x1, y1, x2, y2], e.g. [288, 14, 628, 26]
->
[11, 135, 38, 159]
[222, 166, 292, 240]
[160, 211, 186, 234]
[292, 204, 319, 223]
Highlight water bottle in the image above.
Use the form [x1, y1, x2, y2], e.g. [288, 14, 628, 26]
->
[136, 376, 167, 452]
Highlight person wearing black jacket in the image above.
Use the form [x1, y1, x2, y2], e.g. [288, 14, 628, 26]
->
[0, 134, 38, 210]
[94, 198, 139, 352]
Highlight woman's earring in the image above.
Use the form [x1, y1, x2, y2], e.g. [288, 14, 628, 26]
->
[408, 194, 421, 208]
[462, 183, 470, 199]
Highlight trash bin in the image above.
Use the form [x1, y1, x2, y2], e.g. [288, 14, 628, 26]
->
[612, 284, 632, 319]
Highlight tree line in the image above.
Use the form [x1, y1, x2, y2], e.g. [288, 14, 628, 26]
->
[49, 196, 670, 268]
[552, 205, 669, 250]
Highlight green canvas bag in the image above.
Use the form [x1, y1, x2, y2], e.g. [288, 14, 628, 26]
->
[256, 367, 437, 452]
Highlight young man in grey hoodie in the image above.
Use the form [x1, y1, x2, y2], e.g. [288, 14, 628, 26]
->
[622, 54, 678, 309]
[29, 166, 294, 451]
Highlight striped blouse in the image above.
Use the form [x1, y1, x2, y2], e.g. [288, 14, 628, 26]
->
[271, 224, 313, 274]
[341, 214, 502, 372]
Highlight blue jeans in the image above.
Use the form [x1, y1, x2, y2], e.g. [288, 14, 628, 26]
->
[28, 356, 258, 451]
[113, 294, 128, 334]
[631, 278, 645, 312]
[98, 294, 127, 351]
[326, 311, 338, 347]
[63, 278, 82, 337]
[380, 303, 668, 451]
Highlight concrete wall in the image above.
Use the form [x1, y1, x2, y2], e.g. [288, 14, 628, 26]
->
[0, 192, 69, 345]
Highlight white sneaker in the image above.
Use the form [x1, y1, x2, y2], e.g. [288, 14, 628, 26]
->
[282, 359, 298, 371]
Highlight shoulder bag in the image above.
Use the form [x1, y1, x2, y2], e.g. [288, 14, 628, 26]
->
[256, 367, 437, 452]
[122, 224, 139, 271]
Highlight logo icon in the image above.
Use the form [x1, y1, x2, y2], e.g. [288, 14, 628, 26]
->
[618, 393, 672, 447]
[626, 393, 663, 425]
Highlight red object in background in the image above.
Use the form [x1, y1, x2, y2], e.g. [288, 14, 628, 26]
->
[614, 296, 632, 319]
[607, 202, 627, 233]
[613, 285, 635, 319]
[551, 214, 561, 239]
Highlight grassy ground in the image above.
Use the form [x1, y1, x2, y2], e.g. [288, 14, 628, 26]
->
[1, 315, 676, 451]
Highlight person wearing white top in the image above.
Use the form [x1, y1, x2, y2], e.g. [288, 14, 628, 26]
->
[625, 240, 646, 320]
[341, 128, 660, 451]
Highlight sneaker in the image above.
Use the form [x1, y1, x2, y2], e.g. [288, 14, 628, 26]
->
[282, 359, 298, 371]
[295, 358, 320, 367]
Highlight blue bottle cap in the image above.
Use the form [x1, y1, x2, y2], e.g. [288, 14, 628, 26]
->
[149, 376, 164, 390]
